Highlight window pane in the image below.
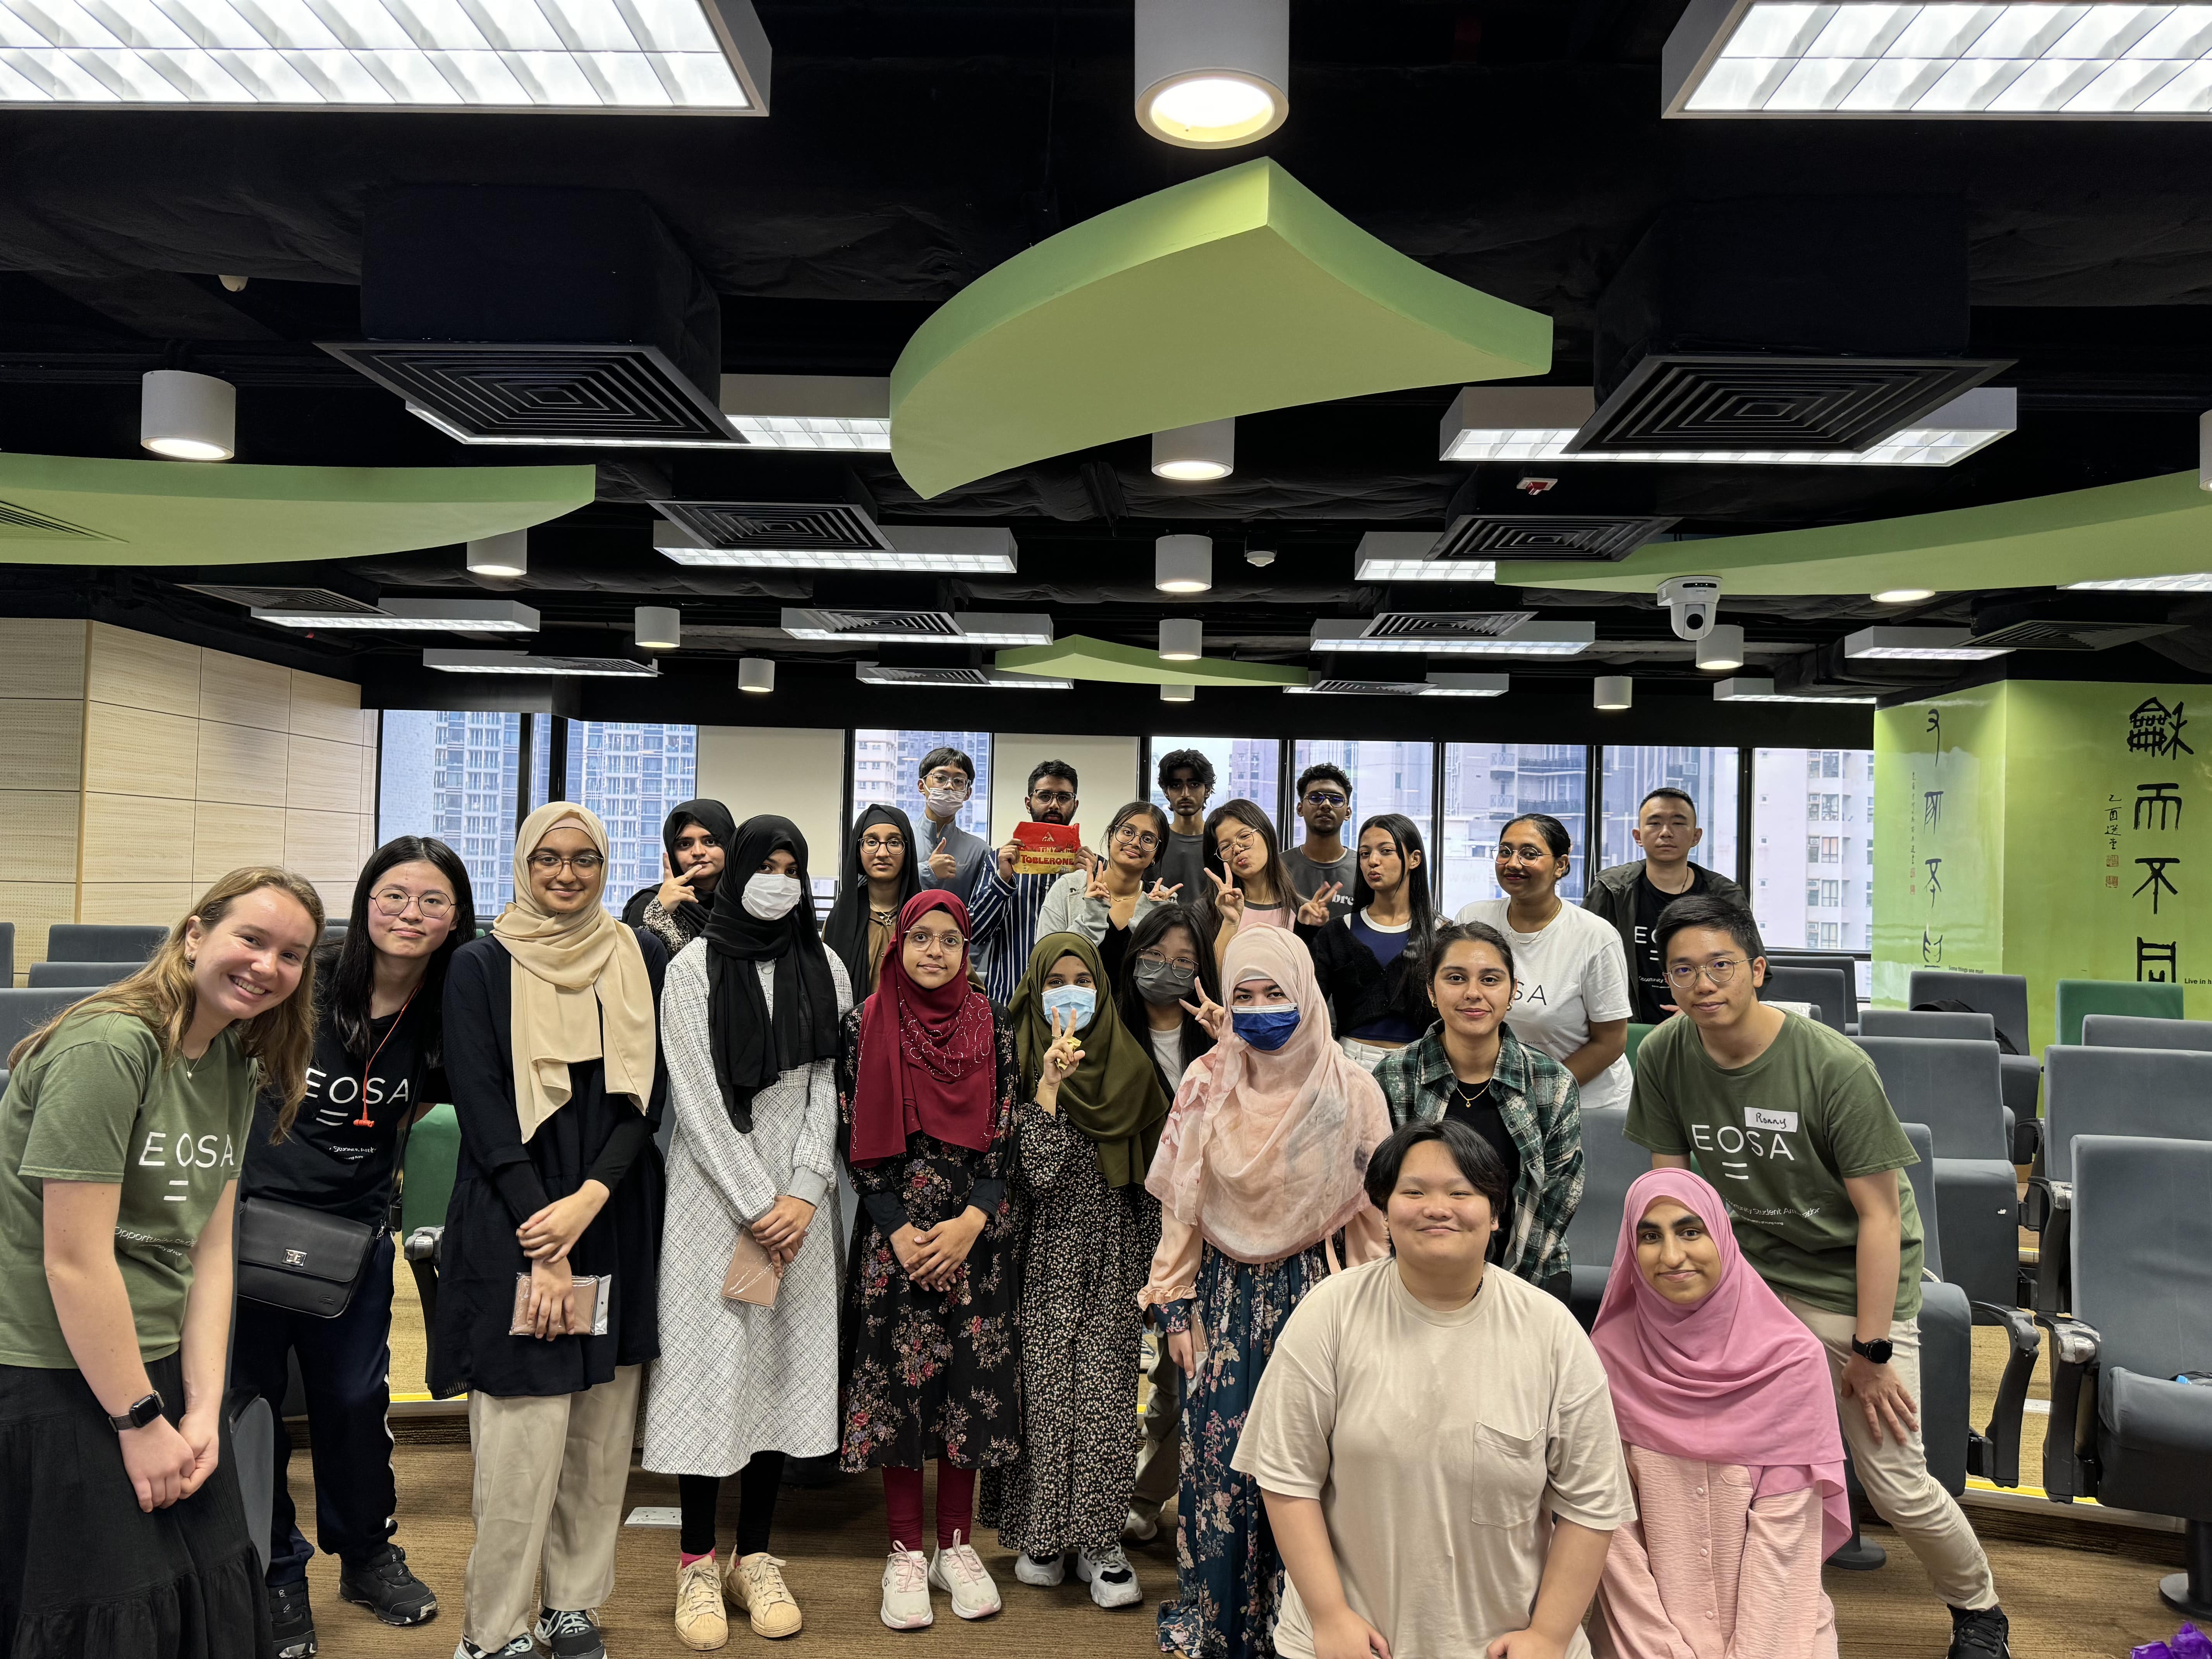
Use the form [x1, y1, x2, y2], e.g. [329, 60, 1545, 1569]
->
[1290, 739, 1433, 850]
[1599, 747, 1740, 881]
[1148, 736, 1281, 827]
[564, 722, 699, 912]
[1439, 744, 1590, 912]
[377, 708, 522, 910]
[1751, 747, 1876, 950]
[853, 729, 992, 839]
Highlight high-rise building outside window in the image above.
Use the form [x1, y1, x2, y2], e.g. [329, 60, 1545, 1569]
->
[1439, 744, 1589, 913]
[1148, 736, 1282, 828]
[852, 730, 993, 838]
[1597, 747, 1740, 882]
[565, 722, 698, 912]
[1752, 748, 1875, 950]
[378, 709, 526, 910]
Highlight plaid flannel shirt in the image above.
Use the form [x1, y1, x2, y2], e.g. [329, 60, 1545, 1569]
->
[1371, 1024, 1585, 1283]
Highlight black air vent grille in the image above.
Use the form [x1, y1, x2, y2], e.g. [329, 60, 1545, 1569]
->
[656, 501, 888, 552]
[1968, 619, 2179, 652]
[320, 342, 739, 447]
[1435, 514, 1679, 562]
[0, 499, 114, 539]
[1567, 354, 2008, 455]
[1364, 611, 1536, 639]
[184, 585, 384, 613]
[1308, 678, 1432, 696]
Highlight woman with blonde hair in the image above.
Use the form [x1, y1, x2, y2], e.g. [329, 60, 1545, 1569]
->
[435, 804, 670, 1659]
[0, 866, 324, 1659]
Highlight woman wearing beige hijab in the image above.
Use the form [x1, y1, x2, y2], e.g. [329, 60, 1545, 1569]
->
[433, 803, 669, 1659]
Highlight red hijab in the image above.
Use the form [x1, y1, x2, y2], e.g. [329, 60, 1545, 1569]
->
[847, 891, 998, 1165]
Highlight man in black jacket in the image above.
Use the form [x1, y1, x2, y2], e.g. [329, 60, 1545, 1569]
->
[1583, 786, 1747, 1023]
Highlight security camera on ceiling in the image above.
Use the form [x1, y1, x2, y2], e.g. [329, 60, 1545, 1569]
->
[1657, 575, 1722, 641]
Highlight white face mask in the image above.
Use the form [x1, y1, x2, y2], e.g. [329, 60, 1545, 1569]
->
[742, 872, 804, 921]
[924, 783, 968, 815]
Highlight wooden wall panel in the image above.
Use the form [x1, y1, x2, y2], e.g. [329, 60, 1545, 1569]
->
[0, 790, 79, 883]
[191, 801, 289, 885]
[288, 670, 361, 743]
[285, 808, 364, 882]
[285, 734, 361, 813]
[0, 700, 86, 793]
[196, 720, 288, 808]
[78, 882, 191, 926]
[84, 701, 197, 801]
[0, 879, 76, 978]
[81, 793, 193, 883]
[198, 649, 291, 733]
[0, 620, 85, 701]
[87, 622, 199, 716]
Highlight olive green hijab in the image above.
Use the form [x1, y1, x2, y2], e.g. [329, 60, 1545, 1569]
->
[1008, 930, 1171, 1189]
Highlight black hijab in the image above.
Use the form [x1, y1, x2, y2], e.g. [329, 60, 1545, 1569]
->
[822, 804, 922, 989]
[625, 799, 738, 939]
[703, 814, 842, 1131]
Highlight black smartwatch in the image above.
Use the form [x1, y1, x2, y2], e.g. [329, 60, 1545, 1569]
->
[1850, 1334, 1894, 1367]
[107, 1390, 165, 1432]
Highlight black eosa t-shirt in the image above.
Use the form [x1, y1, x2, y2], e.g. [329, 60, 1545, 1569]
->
[1629, 866, 1712, 1024]
[240, 1003, 431, 1225]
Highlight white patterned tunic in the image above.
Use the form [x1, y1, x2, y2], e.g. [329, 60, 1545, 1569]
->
[642, 941, 850, 1477]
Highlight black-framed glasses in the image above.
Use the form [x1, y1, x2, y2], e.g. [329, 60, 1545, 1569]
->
[1113, 825, 1161, 851]
[371, 888, 455, 918]
[860, 831, 907, 851]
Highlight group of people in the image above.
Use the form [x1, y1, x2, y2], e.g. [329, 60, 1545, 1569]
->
[0, 744, 2013, 1659]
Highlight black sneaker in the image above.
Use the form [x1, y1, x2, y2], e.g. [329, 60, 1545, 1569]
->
[1948, 1604, 2010, 1658]
[534, 1607, 606, 1659]
[337, 1544, 439, 1626]
[268, 1578, 317, 1659]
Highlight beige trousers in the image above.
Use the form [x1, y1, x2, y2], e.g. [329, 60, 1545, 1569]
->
[1130, 1329, 1180, 1518]
[1781, 1296, 1997, 1611]
[464, 1365, 643, 1650]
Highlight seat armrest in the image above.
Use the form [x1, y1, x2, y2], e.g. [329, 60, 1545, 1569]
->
[403, 1224, 443, 1264]
[2011, 1113, 2042, 1167]
[1967, 1302, 2040, 1488]
[2032, 1312, 2101, 1499]
[2025, 1180, 2071, 1316]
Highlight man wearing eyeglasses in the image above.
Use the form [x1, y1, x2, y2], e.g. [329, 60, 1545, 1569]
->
[1624, 895, 2009, 1659]
[1283, 763, 1357, 926]
[967, 759, 1089, 1004]
[914, 746, 991, 905]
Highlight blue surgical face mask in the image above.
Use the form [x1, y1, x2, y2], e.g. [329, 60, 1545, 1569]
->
[1232, 1005, 1300, 1051]
[1042, 983, 1096, 1030]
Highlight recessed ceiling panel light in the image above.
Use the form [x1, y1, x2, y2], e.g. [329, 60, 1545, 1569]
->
[1309, 618, 1593, 656]
[1665, 0, 2212, 119]
[424, 649, 659, 677]
[2066, 573, 2212, 592]
[855, 662, 1073, 690]
[1872, 588, 1936, 603]
[1842, 626, 2012, 662]
[1152, 417, 1235, 481]
[1133, 0, 1288, 148]
[1714, 676, 1878, 705]
[0, 0, 771, 112]
[718, 373, 891, 451]
[780, 609, 1053, 647]
[653, 520, 1018, 574]
[252, 598, 540, 633]
[1439, 385, 2015, 465]
[1353, 530, 1498, 583]
[1289, 672, 1511, 697]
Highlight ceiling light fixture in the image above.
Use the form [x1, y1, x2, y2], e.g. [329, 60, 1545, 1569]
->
[2066, 572, 2212, 592]
[1288, 672, 1510, 697]
[424, 649, 659, 677]
[467, 531, 528, 578]
[1161, 684, 1196, 702]
[653, 521, 1018, 575]
[140, 369, 234, 461]
[1842, 626, 2013, 662]
[2200, 408, 2212, 490]
[0, 0, 772, 112]
[251, 598, 539, 632]
[1595, 675, 1634, 710]
[718, 373, 891, 451]
[738, 657, 775, 694]
[855, 663, 1074, 690]
[1872, 587, 1936, 603]
[1156, 534, 1214, 594]
[1695, 623, 1747, 671]
[1355, 529, 1499, 583]
[1713, 676, 1878, 704]
[1309, 618, 1594, 656]
[1152, 417, 1235, 481]
[780, 610, 1053, 647]
[1160, 618, 1204, 661]
[1664, 1, 2212, 119]
[1439, 385, 2016, 466]
[635, 606, 681, 651]
[1133, 0, 1288, 148]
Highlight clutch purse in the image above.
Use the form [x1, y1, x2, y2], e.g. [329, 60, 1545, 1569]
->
[510, 1273, 611, 1336]
[722, 1229, 782, 1307]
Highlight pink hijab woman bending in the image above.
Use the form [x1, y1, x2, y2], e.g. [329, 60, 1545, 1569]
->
[1589, 1168, 1847, 1659]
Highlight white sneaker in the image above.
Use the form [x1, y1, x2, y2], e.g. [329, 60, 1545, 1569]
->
[1121, 1507, 1160, 1544]
[927, 1532, 1002, 1620]
[879, 1544, 934, 1631]
[1014, 1550, 1065, 1587]
[1076, 1546, 1144, 1609]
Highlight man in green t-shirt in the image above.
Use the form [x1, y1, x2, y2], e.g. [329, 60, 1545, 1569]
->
[1625, 896, 2009, 1659]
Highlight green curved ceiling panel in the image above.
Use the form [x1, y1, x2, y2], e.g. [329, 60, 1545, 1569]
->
[890, 158, 1552, 500]
[996, 635, 1307, 687]
[0, 453, 596, 566]
[1499, 469, 2212, 597]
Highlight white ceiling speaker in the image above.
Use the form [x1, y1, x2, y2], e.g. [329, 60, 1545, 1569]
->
[634, 606, 682, 651]
[1246, 545, 1276, 567]
[1159, 618, 1204, 661]
[738, 657, 775, 694]
[1161, 684, 1196, 702]
[140, 368, 235, 460]
[1156, 534, 1214, 594]
[1133, 0, 1288, 148]
[1152, 417, 1236, 481]
[1695, 623, 1745, 672]
[1594, 675, 1634, 711]
[467, 530, 528, 578]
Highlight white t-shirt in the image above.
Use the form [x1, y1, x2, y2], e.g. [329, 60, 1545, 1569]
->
[1147, 1025, 1185, 1093]
[1232, 1260, 1634, 1659]
[1455, 899, 1635, 1111]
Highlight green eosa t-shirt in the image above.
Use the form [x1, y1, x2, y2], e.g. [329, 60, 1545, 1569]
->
[1625, 1011, 1924, 1321]
[0, 1009, 256, 1368]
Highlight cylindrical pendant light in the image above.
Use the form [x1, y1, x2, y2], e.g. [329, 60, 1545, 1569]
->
[634, 606, 682, 651]
[467, 530, 528, 578]
[1695, 623, 1744, 672]
[1156, 534, 1213, 594]
[739, 657, 775, 694]
[2200, 408, 2212, 491]
[1159, 618, 1204, 661]
[1161, 684, 1195, 702]
[1594, 675, 1633, 711]
[1152, 418, 1235, 481]
[139, 369, 235, 460]
[1134, 0, 1288, 149]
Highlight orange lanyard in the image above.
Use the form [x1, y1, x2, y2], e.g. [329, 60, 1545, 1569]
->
[351, 980, 421, 1128]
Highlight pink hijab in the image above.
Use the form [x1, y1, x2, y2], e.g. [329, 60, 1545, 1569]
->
[1144, 926, 1391, 1264]
[1590, 1169, 1850, 1559]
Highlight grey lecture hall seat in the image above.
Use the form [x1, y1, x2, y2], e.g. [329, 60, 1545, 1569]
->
[1559, 1105, 1645, 1332]
[1908, 969, 2031, 1058]
[1852, 1035, 2019, 1311]
[2055, 977, 2184, 1047]
[1859, 1008, 2040, 1162]
[27, 962, 125, 988]
[2024, 1044, 2212, 1317]
[46, 923, 168, 964]
[1860, 1008, 1994, 1043]
[0, 921, 13, 986]
[1766, 950, 1860, 1029]
[2082, 1013, 2212, 1053]
[2028, 1136, 2212, 1618]
[1763, 964, 1849, 1032]
[0, 988, 84, 1056]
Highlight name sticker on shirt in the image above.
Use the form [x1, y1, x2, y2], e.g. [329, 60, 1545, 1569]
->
[1747, 1108, 1799, 1134]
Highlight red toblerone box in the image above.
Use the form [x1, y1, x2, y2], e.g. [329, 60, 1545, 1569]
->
[1012, 821, 1083, 878]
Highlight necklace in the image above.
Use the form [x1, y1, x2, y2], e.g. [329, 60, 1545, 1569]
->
[1449, 1076, 1492, 1113]
[869, 906, 898, 926]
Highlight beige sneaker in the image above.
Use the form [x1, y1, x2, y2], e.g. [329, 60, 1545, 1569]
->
[927, 1531, 1002, 1620]
[880, 1544, 934, 1631]
[727, 1551, 802, 1640]
[674, 1556, 729, 1651]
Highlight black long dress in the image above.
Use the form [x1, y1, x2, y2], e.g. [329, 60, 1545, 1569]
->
[431, 930, 670, 1400]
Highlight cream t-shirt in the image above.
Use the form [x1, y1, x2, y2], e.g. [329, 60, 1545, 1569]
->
[1233, 1259, 1635, 1659]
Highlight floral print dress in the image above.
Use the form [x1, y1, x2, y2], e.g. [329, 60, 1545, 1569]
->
[834, 1002, 1024, 1472]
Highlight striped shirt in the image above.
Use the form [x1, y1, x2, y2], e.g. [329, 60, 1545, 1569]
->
[967, 864, 1063, 1006]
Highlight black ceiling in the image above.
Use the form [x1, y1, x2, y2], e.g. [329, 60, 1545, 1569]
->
[7, 0, 2212, 717]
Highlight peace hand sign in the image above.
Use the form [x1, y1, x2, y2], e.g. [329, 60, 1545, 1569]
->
[1145, 879, 1184, 904]
[1037, 1005, 1084, 1110]
[1297, 882, 1344, 927]
[656, 852, 698, 914]
[1180, 981, 1228, 1042]
[1083, 863, 1113, 905]
[1205, 866, 1245, 926]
